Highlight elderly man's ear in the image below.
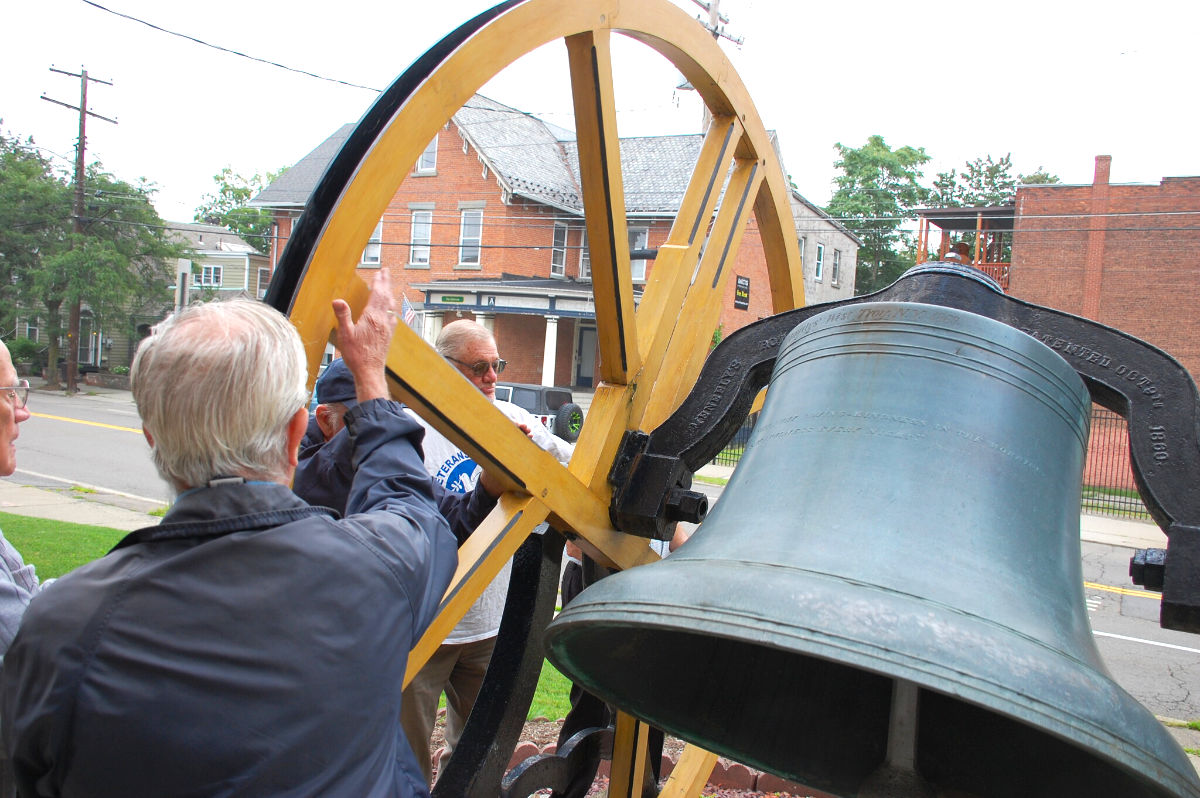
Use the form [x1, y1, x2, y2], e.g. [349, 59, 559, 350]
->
[314, 404, 344, 442]
[287, 407, 310, 467]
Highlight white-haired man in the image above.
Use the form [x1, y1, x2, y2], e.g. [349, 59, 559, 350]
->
[400, 319, 573, 784]
[0, 340, 37, 653]
[1, 271, 456, 797]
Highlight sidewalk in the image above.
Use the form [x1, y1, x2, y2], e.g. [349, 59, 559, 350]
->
[0, 479, 156, 532]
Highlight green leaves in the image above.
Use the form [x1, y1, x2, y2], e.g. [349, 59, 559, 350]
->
[1, 127, 185, 384]
[193, 166, 286, 254]
[825, 135, 930, 295]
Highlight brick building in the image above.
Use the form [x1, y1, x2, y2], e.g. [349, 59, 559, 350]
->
[916, 157, 1200, 501]
[1009, 155, 1200, 381]
[253, 94, 854, 390]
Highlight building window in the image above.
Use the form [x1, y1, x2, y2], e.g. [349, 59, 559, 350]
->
[410, 211, 432, 266]
[579, 229, 591, 279]
[458, 209, 483, 266]
[361, 220, 383, 266]
[24, 320, 38, 341]
[417, 135, 438, 173]
[629, 227, 649, 282]
[194, 265, 222, 287]
[814, 244, 824, 282]
[257, 268, 271, 299]
[831, 250, 841, 286]
[551, 222, 568, 277]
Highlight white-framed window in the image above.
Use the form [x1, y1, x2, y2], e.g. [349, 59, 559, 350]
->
[814, 244, 825, 282]
[257, 268, 271, 299]
[361, 220, 383, 266]
[193, 265, 222, 287]
[24, 319, 38, 341]
[629, 226, 649, 281]
[551, 222, 568, 277]
[458, 209, 483, 266]
[579, 229, 591, 279]
[831, 250, 841, 286]
[417, 135, 438, 173]
[410, 211, 432, 266]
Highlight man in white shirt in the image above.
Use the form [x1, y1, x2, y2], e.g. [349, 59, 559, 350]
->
[401, 320, 574, 784]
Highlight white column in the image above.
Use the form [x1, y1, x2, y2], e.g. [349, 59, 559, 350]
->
[175, 259, 191, 312]
[423, 312, 443, 346]
[542, 316, 559, 386]
[474, 313, 495, 333]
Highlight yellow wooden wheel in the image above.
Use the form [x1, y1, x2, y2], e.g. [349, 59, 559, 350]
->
[266, 0, 804, 793]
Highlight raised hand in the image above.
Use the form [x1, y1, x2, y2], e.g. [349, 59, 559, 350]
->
[332, 269, 398, 403]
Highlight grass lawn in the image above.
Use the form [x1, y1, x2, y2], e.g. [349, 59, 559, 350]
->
[0, 511, 575, 721]
[0, 512, 127, 579]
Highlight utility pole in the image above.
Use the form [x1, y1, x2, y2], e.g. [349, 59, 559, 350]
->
[42, 67, 116, 393]
[685, 0, 743, 131]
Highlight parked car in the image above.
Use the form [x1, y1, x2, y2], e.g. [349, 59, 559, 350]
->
[495, 382, 584, 443]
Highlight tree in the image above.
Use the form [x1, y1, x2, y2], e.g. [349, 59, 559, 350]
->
[0, 129, 73, 338]
[824, 135, 930, 295]
[928, 154, 1060, 207]
[0, 130, 188, 389]
[194, 167, 285, 254]
[1017, 167, 1061, 187]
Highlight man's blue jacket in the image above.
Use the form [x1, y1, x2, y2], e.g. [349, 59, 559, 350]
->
[1, 399, 456, 797]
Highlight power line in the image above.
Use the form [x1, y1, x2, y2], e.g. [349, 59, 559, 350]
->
[78, 0, 383, 93]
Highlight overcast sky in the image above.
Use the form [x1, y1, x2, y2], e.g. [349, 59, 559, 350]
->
[3, 0, 1196, 223]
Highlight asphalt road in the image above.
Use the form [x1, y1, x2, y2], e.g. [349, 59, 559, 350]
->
[12, 388, 1200, 722]
[14, 387, 168, 510]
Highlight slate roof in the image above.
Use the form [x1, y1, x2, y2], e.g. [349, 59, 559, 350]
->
[251, 95, 712, 217]
[165, 221, 261, 253]
[562, 134, 703, 215]
[454, 95, 582, 211]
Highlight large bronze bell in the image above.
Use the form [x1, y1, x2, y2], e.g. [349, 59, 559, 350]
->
[545, 302, 1200, 798]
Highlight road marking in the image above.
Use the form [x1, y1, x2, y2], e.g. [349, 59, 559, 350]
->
[1094, 630, 1200, 655]
[11, 469, 164, 505]
[1084, 581, 1160, 600]
[30, 412, 142, 434]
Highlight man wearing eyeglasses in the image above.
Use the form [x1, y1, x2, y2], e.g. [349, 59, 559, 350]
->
[0, 342, 38, 657]
[400, 319, 573, 785]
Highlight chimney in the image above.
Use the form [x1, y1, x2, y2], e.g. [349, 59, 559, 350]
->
[1094, 155, 1112, 185]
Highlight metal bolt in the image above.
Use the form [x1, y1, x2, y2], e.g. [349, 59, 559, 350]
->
[1129, 548, 1166, 592]
[665, 488, 708, 525]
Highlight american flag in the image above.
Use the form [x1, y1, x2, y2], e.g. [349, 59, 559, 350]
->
[400, 295, 418, 330]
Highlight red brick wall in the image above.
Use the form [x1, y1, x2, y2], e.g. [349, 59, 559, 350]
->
[1010, 157, 1200, 380]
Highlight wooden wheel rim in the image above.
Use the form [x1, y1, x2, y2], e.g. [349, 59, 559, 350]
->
[266, 0, 804, 662]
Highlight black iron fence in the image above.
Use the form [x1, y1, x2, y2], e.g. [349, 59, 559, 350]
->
[1082, 405, 1151, 521]
[710, 406, 1152, 522]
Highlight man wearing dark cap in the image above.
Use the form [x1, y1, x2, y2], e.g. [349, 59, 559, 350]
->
[294, 358, 499, 540]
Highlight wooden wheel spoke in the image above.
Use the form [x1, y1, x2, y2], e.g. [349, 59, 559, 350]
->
[633, 115, 744, 382]
[567, 28, 640, 386]
[642, 156, 767, 425]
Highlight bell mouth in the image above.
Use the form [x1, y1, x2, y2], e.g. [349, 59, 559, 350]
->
[545, 556, 1200, 798]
